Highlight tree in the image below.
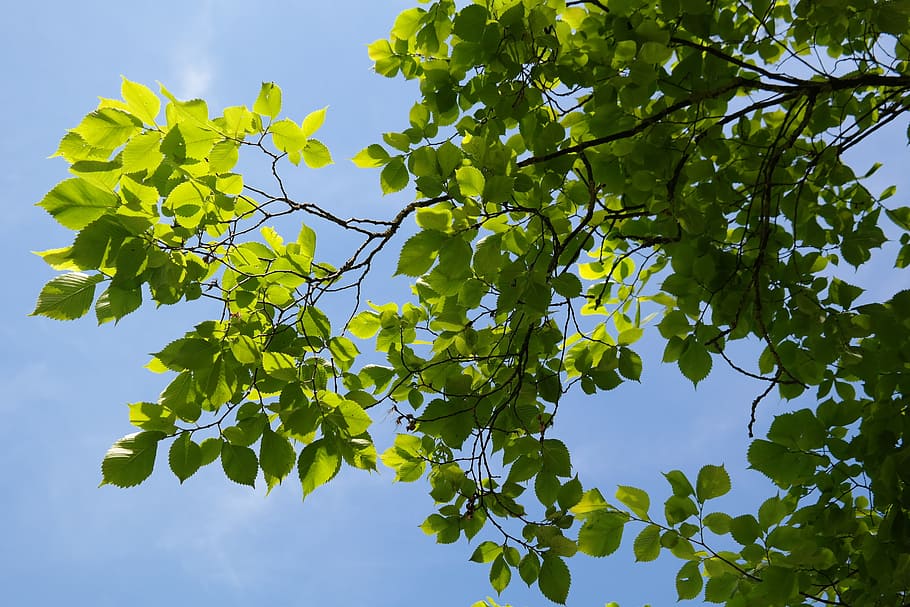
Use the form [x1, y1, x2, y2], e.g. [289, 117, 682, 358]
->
[31, 0, 910, 604]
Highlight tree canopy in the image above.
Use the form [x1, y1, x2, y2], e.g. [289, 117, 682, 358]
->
[32, 0, 910, 604]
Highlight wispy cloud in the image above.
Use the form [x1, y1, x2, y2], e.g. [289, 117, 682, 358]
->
[169, 0, 217, 99]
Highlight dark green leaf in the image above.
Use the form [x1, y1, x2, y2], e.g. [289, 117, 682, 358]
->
[678, 338, 712, 385]
[538, 553, 571, 604]
[168, 432, 202, 483]
[557, 476, 583, 510]
[381, 157, 409, 194]
[260, 427, 296, 486]
[221, 443, 258, 487]
[729, 514, 762, 545]
[676, 560, 703, 600]
[519, 551, 540, 586]
[541, 439, 571, 477]
[663, 470, 695, 497]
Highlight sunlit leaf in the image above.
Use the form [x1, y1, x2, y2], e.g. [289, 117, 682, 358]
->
[37, 178, 119, 230]
[253, 81, 282, 119]
[101, 431, 164, 488]
[31, 272, 104, 320]
[298, 438, 342, 499]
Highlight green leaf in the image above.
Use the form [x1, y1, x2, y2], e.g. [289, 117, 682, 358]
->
[259, 427, 296, 487]
[381, 157, 409, 194]
[352, 144, 391, 168]
[436, 141, 463, 176]
[199, 437, 222, 466]
[230, 335, 260, 364]
[392, 7, 423, 39]
[153, 338, 218, 372]
[168, 432, 202, 483]
[615, 485, 650, 519]
[158, 371, 201, 422]
[557, 476, 583, 510]
[538, 553, 570, 604]
[298, 438, 342, 499]
[301, 106, 327, 138]
[541, 439, 572, 477]
[262, 352, 298, 381]
[221, 443, 258, 487]
[270, 118, 308, 155]
[329, 336, 360, 365]
[633, 525, 661, 562]
[577, 511, 626, 557]
[679, 338, 712, 385]
[101, 431, 164, 488]
[73, 107, 141, 149]
[381, 434, 427, 482]
[519, 551, 540, 586]
[551, 273, 583, 298]
[747, 439, 823, 487]
[456, 165, 485, 197]
[617, 348, 642, 381]
[489, 555, 511, 594]
[253, 82, 282, 119]
[128, 402, 176, 433]
[122, 134, 164, 179]
[886, 206, 910, 230]
[31, 272, 104, 320]
[664, 495, 699, 525]
[676, 560, 703, 600]
[335, 400, 373, 436]
[761, 565, 798, 602]
[164, 181, 210, 229]
[395, 230, 442, 277]
[535, 472, 560, 506]
[383, 132, 411, 152]
[121, 77, 161, 124]
[571, 488, 609, 516]
[695, 464, 731, 502]
[37, 178, 119, 230]
[348, 311, 381, 339]
[470, 541, 502, 563]
[729, 514, 761, 545]
[702, 512, 733, 534]
[215, 172, 243, 195]
[95, 285, 142, 324]
[766, 409, 825, 450]
[454, 5, 488, 42]
[299, 306, 332, 341]
[659, 310, 691, 338]
[704, 573, 739, 603]
[209, 139, 239, 173]
[302, 139, 333, 168]
[757, 496, 788, 530]
[416, 206, 451, 231]
[663, 470, 695, 497]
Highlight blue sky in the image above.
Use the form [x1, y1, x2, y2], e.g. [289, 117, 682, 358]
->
[2, 2, 908, 606]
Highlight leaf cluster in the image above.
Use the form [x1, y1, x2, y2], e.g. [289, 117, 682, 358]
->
[31, 0, 910, 604]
